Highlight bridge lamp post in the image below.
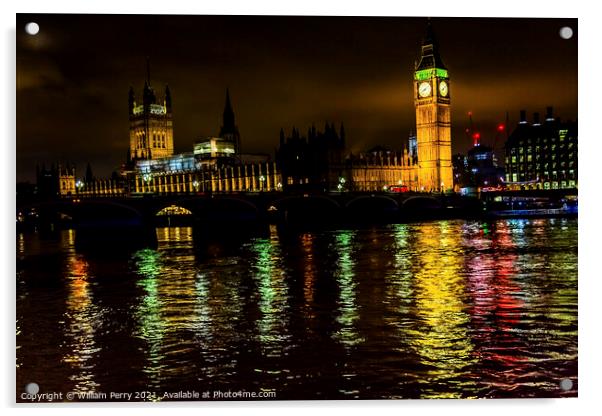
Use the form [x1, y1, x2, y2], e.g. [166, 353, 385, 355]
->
[192, 180, 200, 193]
[143, 174, 151, 193]
[259, 175, 265, 192]
[338, 176, 346, 192]
[76, 180, 83, 197]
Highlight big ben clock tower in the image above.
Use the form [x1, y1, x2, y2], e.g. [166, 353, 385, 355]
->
[414, 20, 452, 192]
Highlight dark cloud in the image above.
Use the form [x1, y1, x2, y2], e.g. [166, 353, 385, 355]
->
[16, 14, 577, 182]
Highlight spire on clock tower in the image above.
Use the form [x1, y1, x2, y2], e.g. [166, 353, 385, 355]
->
[416, 19, 447, 71]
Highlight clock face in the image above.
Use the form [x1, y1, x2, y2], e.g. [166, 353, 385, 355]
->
[418, 81, 432, 98]
[439, 80, 449, 97]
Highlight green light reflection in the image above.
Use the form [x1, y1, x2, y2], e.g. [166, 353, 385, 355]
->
[333, 230, 363, 348]
[133, 248, 165, 390]
[250, 225, 290, 356]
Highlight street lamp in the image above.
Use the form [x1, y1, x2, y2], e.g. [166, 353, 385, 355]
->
[76, 179, 83, 196]
[143, 174, 151, 193]
[259, 175, 265, 192]
[338, 176, 346, 192]
[192, 180, 199, 193]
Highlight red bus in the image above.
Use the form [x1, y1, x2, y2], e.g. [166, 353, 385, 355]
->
[388, 185, 409, 193]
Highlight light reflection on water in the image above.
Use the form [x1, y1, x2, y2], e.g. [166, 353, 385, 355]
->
[16, 219, 577, 400]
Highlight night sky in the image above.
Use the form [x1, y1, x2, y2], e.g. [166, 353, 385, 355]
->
[16, 14, 577, 182]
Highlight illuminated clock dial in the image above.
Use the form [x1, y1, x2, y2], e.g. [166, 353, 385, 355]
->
[439, 80, 449, 97]
[418, 81, 432, 97]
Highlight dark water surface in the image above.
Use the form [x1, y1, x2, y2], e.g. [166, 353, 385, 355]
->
[16, 219, 578, 400]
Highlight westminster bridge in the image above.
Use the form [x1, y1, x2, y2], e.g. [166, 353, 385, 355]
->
[17, 188, 576, 248]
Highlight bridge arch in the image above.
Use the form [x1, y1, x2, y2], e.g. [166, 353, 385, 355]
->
[345, 195, 400, 209]
[156, 205, 194, 216]
[344, 194, 400, 222]
[76, 200, 144, 219]
[272, 194, 341, 224]
[273, 194, 341, 210]
[402, 196, 442, 210]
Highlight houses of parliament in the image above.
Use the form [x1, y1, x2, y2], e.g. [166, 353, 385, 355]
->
[44, 23, 454, 198]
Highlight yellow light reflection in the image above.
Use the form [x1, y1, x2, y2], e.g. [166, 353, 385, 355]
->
[408, 221, 477, 399]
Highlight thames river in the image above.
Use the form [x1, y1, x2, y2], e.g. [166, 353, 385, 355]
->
[16, 218, 577, 400]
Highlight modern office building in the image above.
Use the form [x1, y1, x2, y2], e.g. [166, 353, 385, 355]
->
[504, 108, 577, 190]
